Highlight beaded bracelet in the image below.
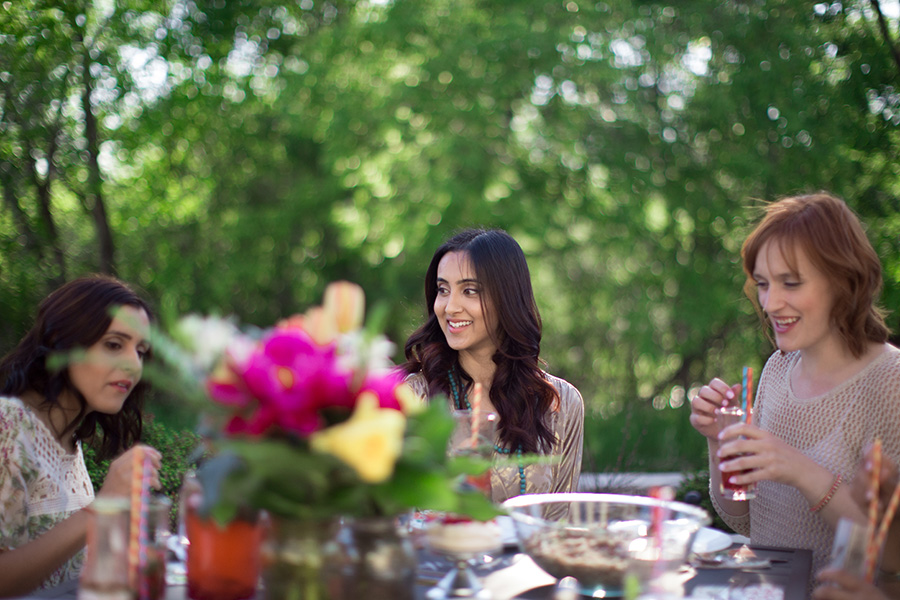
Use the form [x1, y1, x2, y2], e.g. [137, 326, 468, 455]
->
[811, 474, 843, 513]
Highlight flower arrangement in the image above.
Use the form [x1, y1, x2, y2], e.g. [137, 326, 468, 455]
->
[153, 281, 496, 524]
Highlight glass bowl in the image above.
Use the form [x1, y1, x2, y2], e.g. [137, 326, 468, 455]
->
[502, 493, 711, 597]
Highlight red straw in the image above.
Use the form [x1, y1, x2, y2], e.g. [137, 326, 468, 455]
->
[648, 486, 674, 583]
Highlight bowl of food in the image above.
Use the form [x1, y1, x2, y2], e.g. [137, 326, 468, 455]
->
[502, 493, 711, 597]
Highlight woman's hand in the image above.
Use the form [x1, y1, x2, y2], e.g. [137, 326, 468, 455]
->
[716, 422, 814, 488]
[97, 444, 162, 499]
[813, 568, 889, 600]
[690, 378, 741, 440]
[849, 444, 899, 515]
[847, 446, 900, 573]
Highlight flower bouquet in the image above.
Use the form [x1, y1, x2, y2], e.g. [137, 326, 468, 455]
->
[151, 281, 497, 524]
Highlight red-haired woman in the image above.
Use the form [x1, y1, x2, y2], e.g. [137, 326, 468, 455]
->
[403, 229, 584, 516]
[0, 275, 161, 596]
[690, 193, 900, 579]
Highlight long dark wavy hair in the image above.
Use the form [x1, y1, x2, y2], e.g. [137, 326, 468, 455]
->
[403, 229, 557, 453]
[0, 274, 154, 460]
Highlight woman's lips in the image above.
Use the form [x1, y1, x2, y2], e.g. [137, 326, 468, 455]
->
[447, 320, 472, 332]
[110, 380, 133, 392]
[772, 316, 799, 333]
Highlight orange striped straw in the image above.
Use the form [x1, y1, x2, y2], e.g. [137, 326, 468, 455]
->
[864, 439, 883, 583]
[874, 482, 900, 562]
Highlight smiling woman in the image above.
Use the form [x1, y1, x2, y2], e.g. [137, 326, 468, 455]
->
[0, 275, 162, 597]
[689, 192, 900, 587]
[402, 229, 585, 518]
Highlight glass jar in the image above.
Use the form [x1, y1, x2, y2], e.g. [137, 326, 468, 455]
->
[78, 497, 131, 600]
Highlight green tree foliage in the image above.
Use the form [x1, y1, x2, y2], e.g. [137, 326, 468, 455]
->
[2, 0, 899, 471]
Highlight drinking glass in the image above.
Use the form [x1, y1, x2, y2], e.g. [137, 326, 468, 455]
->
[448, 409, 498, 496]
[827, 517, 869, 577]
[715, 406, 756, 501]
[424, 410, 501, 599]
[79, 497, 131, 600]
[143, 495, 172, 600]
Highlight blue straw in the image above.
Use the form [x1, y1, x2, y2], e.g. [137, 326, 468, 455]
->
[741, 366, 749, 420]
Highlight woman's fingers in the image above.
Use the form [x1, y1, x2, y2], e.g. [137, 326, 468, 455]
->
[98, 445, 162, 497]
[691, 378, 740, 439]
[813, 568, 885, 600]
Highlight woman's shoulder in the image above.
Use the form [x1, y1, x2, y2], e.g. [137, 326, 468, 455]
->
[542, 372, 584, 408]
[0, 396, 42, 465]
[403, 372, 428, 400]
[758, 350, 799, 385]
[0, 395, 37, 433]
[875, 343, 900, 368]
[857, 343, 900, 386]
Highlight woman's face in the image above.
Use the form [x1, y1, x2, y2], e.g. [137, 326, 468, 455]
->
[434, 251, 497, 358]
[67, 304, 151, 415]
[753, 239, 839, 356]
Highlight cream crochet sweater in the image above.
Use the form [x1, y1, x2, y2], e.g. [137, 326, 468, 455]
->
[711, 345, 900, 577]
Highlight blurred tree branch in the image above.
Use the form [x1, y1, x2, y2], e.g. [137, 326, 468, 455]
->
[869, 0, 900, 78]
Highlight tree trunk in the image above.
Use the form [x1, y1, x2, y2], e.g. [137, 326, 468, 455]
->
[22, 139, 68, 284]
[79, 34, 116, 275]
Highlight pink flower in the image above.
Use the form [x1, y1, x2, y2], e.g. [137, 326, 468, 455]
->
[358, 371, 410, 412]
[209, 328, 355, 437]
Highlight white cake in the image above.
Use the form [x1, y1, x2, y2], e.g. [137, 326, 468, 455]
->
[426, 519, 503, 554]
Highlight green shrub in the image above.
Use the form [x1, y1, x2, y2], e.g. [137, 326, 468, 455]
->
[84, 415, 203, 525]
[583, 402, 709, 475]
[674, 469, 733, 533]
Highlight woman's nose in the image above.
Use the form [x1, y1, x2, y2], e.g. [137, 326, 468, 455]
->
[761, 287, 780, 313]
[121, 349, 142, 376]
[445, 291, 463, 314]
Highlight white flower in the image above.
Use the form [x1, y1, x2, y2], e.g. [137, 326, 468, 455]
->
[336, 331, 396, 374]
[173, 315, 243, 373]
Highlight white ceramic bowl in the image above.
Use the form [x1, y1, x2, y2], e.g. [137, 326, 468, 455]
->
[502, 493, 711, 597]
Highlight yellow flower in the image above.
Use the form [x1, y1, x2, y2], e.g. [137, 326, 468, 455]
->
[310, 392, 406, 483]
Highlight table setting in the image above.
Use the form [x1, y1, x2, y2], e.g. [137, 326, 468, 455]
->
[11, 291, 814, 600]
[21, 496, 811, 600]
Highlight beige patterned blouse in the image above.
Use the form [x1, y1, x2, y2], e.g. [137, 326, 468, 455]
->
[406, 371, 585, 519]
[0, 396, 94, 590]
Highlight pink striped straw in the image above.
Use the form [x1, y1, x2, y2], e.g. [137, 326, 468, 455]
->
[128, 447, 144, 590]
[137, 453, 152, 600]
[468, 383, 483, 449]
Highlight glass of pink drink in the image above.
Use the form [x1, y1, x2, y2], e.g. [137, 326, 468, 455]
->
[715, 405, 757, 501]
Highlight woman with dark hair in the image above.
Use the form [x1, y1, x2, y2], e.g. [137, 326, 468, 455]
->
[403, 229, 584, 512]
[689, 193, 900, 579]
[0, 275, 162, 596]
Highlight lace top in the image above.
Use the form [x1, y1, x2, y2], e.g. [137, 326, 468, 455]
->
[0, 396, 94, 589]
[406, 371, 585, 519]
[711, 345, 900, 578]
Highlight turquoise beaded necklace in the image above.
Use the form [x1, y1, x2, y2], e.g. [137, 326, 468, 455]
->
[447, 368, 526, 495]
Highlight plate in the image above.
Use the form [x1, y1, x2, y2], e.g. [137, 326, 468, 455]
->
[496, 515, 518, 547]
[691, 527, 732, 554]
